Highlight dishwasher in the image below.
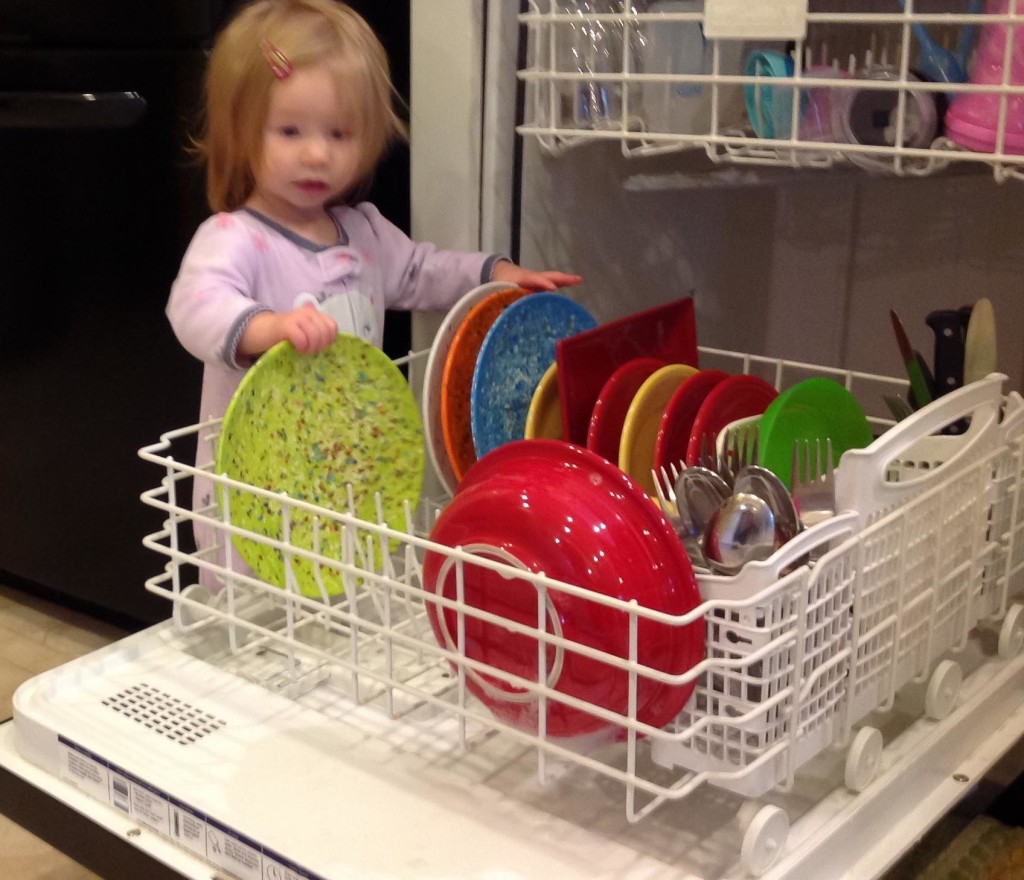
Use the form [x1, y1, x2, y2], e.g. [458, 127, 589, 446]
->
[5, 345, 1024, 880]
[4, 3, 1024, 879]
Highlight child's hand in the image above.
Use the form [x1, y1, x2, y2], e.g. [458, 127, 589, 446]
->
[491, 261, 583, 292]
[239, 304, 338, 358]
[280, 304, 339, 354]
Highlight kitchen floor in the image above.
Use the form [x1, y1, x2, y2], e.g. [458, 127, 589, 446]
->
[0, 583, 128, 880]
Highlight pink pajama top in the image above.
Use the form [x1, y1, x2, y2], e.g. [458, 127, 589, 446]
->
[167, 203, 503, 581]
[168, 202, 503, 427]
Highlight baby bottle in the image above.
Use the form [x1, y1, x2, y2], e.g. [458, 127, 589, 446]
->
[944, 0, 1024, 154]
[640, 0, 746, 135]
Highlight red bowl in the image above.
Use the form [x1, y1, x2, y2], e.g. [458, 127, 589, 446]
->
[424, 440, 704, 740]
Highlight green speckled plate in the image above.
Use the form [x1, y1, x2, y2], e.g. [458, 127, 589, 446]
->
[215, 334, 424, 597]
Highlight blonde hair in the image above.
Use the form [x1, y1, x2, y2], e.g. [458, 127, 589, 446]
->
[197, 0, 407, 212]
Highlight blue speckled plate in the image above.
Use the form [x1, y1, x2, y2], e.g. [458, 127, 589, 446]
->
[216, 333, 424, 597]
[470, 294, 597, 459]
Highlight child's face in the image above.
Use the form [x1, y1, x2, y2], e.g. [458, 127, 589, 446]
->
[250, 63, 363, 223]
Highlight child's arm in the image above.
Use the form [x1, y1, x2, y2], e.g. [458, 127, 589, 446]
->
[237, 305, 338, 358]
[490, 261, 582, 292]
[351, 203, 583, 310]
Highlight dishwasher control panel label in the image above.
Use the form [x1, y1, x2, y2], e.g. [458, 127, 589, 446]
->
[57, 736, 326, 880]
[704, 0, 808, 40]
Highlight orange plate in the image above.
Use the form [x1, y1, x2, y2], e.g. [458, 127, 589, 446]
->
[440, 288, 529, 483]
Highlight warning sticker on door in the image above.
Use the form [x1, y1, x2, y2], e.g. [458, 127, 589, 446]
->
[59, 742, 109, 802]
[56, 736, 327, 880]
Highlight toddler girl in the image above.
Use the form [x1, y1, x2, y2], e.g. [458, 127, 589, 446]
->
[167, 0, 580, 586]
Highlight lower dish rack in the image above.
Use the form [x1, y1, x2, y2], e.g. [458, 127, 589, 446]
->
[126, 345, 1024, 877]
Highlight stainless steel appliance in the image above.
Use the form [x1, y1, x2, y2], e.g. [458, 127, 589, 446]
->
[0, 0, 411, 626]
[0, 1, 224, 625]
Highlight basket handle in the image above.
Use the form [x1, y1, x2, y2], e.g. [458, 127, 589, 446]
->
[706, 510, 859, 586]
[1002, 390, 1024, 445]
[862, 374, 1003, 462]
[769, 509, 859, 572]
[835, 373, 1005, 522]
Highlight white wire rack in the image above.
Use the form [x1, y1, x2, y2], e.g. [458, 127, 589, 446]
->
[137, 346, 1024, 877]
[517, 0, 1024, 182]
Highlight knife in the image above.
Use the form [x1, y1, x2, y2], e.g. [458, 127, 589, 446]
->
[963, 297, 997, 385]
[890, 309, 933, 410]
[925, 309, 966, 397]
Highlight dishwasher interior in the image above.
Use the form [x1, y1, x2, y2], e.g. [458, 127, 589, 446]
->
[7, 339, 1024, 880]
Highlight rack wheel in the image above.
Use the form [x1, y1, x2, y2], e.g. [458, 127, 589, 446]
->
[925, 659, 962, 720]
[998, 604, 1024, 658]
[844, 726, 883, 792]
[740, 804, 789, 876]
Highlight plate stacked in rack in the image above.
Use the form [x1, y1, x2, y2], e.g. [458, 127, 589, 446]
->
[422, 281, 523, 496]
[421, 284, 596, 495]
[216, 334, 424, 598]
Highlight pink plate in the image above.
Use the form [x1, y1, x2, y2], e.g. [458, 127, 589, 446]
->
[586, 357, 667, 463]
[685, 374, 778, 466]
[556, 298, 698, 447]
[425, 440, 704, 740]
[653, 369, 730, 475]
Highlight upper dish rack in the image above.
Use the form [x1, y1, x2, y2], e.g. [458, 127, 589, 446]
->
[517, 0, 1024, 182]
[138, 345, 1024, 877]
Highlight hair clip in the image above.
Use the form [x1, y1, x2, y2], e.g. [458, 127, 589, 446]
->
[259, 38, 293, 81]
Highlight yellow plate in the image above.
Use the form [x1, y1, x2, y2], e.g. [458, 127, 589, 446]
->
[618, 363, 699, 497]
[524, 362, 562, 440]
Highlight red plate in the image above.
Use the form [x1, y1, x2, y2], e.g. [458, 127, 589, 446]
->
[556, 298, 698, 447]
[653, 369, 730, 475]
[425, 440, 704, 740]
[586, 357, 667, 463]
[685, 374, 778, 466]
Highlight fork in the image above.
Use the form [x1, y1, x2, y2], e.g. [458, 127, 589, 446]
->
[652, 464, 681, 523]
[707, 422, 759, 486]
[721, 421, 759, 484]
[652, 464, 709, 570]
[790, 437, 836, 528]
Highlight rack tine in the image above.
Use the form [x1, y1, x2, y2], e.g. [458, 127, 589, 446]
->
[791, 436, 837, 528]
[698, 433, 713, 470]
[720, 431, 736, 485]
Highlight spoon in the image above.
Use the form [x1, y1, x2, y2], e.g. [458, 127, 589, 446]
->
[733, 465, 801, 547]
[702, 492, 777, 576]
[898, 0, 980, 91]
[674, 466, 731, 554]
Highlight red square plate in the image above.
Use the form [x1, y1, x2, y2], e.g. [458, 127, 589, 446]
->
[555, 297, 698, 446]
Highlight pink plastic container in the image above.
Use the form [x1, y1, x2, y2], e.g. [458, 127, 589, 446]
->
[944, 0, 1024, 154]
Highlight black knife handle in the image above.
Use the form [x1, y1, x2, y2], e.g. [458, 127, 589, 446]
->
[926, 310, 965, 397]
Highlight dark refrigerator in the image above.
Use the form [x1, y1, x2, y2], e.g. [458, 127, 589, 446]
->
[0, 0, 412, 626]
